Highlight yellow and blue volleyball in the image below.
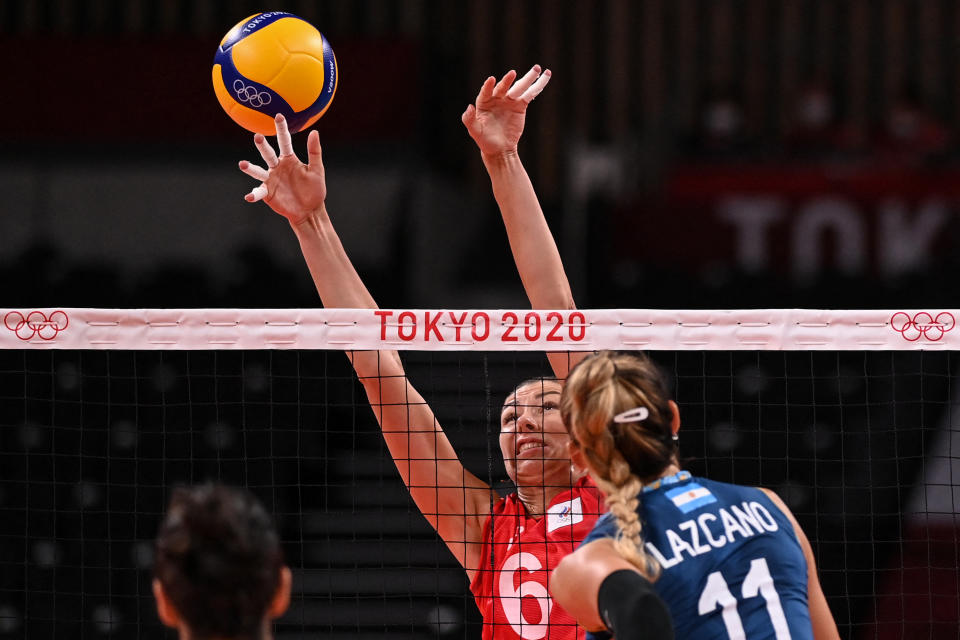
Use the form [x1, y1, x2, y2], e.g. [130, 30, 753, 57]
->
[212, 12, 337, 135]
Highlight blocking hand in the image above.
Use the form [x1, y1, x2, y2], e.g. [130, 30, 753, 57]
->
[461, 65, 551, 158]
[238, 113, 327, 225]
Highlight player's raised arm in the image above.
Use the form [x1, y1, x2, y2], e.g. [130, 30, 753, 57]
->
[238, 115, 495, 577]
[462, 66, 585, 379]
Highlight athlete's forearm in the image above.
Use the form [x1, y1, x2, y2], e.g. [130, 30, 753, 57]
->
[289, 206, 402, 377]
[290, 205, 378, 310]
[291, 205, 491, 552]
[482, 151, 575, 311]
[482, 152, 586, 378]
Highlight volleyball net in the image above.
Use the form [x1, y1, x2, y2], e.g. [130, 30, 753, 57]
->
[1, 308, 958, 639]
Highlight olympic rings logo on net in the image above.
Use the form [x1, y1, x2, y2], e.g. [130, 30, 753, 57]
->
[233, 79, 272, 108]
[4, 310, 69, 341]
[890, 312, 955, 342]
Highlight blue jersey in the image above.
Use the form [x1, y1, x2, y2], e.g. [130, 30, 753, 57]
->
[582, 472, 812, 640]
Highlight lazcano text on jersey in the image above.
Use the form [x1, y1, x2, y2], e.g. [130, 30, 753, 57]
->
[645, 500, 780, 569]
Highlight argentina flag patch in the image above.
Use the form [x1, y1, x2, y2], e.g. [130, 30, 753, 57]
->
[665, 483, 717, 514]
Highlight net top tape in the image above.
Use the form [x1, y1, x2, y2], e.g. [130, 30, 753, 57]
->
[1, 308, 956, 351]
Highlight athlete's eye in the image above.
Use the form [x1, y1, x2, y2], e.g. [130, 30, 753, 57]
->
[501, 412, 517, 424]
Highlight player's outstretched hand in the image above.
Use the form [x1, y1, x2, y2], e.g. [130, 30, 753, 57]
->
[461, 64, 551, 158]
[238, 113, 326, 226]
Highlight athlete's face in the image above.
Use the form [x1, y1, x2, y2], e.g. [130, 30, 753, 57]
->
[499, 380, 572, 486]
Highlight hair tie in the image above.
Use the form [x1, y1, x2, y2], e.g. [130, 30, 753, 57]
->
[612, 407, 649, 424]
[612, 406, 677, 449]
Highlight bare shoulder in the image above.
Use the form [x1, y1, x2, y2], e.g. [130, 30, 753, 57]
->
[758, 487, 793, 518]
[757, 487, 811, 545]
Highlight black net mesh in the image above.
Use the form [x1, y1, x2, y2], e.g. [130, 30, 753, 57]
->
[0, 348, 957, 639]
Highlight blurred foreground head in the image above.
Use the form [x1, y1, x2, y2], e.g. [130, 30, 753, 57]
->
[153, 484, 291, 640]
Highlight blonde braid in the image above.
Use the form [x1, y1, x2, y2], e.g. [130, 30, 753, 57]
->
[587, 423, 660, 579]
[562, 351, 675, 580]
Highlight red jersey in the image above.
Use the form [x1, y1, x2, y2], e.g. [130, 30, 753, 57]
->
[469, 477, 605, 640]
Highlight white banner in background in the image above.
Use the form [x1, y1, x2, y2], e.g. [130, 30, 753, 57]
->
[0, 308, 957, 351]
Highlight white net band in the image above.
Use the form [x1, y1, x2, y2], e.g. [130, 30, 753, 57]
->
[1, 308, 956, 350]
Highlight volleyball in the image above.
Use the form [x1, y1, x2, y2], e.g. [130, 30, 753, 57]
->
[212, 12, 338, 135]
